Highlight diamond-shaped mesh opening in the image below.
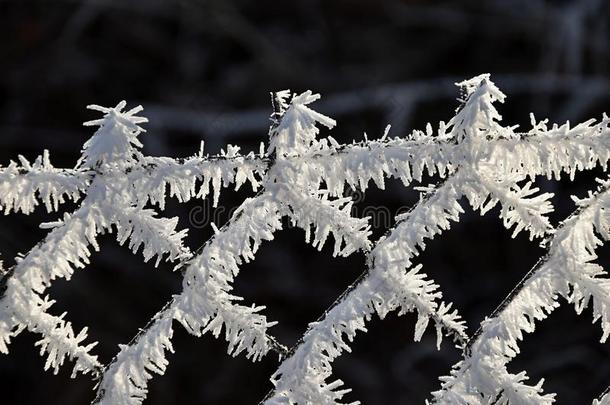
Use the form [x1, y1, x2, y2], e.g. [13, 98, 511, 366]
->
[348, 176, 426, 240]
[509, 303, 610, 404]
[0, 332, 92, 404]
[163, 178, 261, 249]
[235, 226, 365, 346]
[146, 325, 279, 404]
[415, 199, 546, 331]
[333, 311, 463, 404]
[532, 165, 609, 225]
[47, 232, 181, 364]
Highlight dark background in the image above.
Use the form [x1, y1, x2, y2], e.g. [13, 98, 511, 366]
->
[1, 0, 610, 404]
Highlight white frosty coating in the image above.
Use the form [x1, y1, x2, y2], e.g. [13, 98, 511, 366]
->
[129, 147, 267, 210]
[265, 176, 468, 405]
[264, 74, 562, 404]
[271, 184, 372, 256]
[595, 390, 610, 405]
[0, 74, 609, 404]
[267, 90, 336, 158]
[92, 91, 375, 404]
[94, 194, 283, 405]
[81, 102, 148, 168]
[0, 150, 90, 215]
[431, 179, 610, 405]
[0, 101, 262, 380]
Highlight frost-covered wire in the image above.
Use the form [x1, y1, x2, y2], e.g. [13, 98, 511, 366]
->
[431, 180, 610, 404]
[0, 74, 609, 405]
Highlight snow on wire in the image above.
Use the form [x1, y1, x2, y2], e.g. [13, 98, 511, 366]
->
[0, 74, 608, 404]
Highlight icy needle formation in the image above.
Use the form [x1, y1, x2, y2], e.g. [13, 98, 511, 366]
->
[0, 75, 609, 404]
